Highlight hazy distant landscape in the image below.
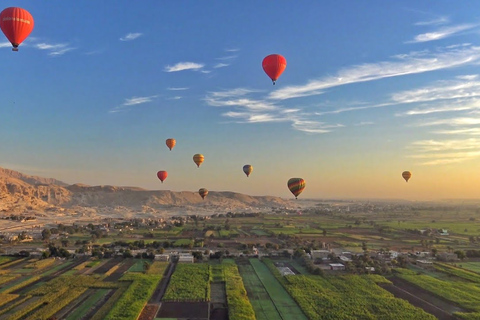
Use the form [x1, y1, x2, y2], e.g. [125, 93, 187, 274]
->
[0, 168, 480, 319]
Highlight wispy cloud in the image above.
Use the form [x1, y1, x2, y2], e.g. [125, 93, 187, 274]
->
[167, 87, 189, 91]
[214, 63, 229, 68]
[205, 88, 340, 133]
[407, 138, 480, 165]
[164, 62, 204, 72]
[225, 48, 240, 52]
[216, 55, 237, 61]
[120, 32, 142, 41]
[0, 42, 12, 48]
[433, 128, 480, 135]
[269, 45, 480, 100]
[109, 95, 158, 113]
[355, 121, 374, 126]
[408, 24, 477, 43]
[35, 43, 75, 56]
[414, 16, 449, 26]
[415, 117, 480, 127]
[168, 96, 182, 100]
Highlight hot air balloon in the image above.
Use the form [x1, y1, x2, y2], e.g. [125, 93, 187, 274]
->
[157, 171, 168, 183]
[0, 7, 34, 51]
[243, 165, 253, 177]
[199, 188, 208, 200]
[262, 54, 287, 85]
[166, 138, 176, 151]
[193, 154, 204, 168]
[402, 171, 412, 182]
[287, 178, 306, 199]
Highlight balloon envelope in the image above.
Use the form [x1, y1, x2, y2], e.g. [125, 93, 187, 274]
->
[243, 164, 253, 177]
[199, 188, 208, 199]
[166, 138, 176, 151]
[157, 171, 168, 183]
[262, 54, 287, 85]
[193, 154, 204, 167]
[0, 7, 34, 51]
[287, 178, 306, 199]
[402, 171, 412, 182]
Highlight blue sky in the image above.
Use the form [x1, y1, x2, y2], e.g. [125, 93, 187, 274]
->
[2, 1, 480, 200]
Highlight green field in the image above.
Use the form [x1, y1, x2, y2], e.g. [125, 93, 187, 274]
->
[249, 259, 307, 320]
[455, 261, 480, 273]
[237, 263, 282, 320]
[163, 263, 211, 301]
[65, 289, 111, 320]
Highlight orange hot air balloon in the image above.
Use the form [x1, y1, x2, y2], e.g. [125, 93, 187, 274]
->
[402, 171, 412, 182]
[262, 54, 287, 85]
[0, 7, 34, 51]
[157, 171, 168, 183]
[287, 178, 306, 199]
[166, 138, 176, 151]
[199, 188, 208, 200]
[193, 154, 204, 168]
[243, 165, 253, 177]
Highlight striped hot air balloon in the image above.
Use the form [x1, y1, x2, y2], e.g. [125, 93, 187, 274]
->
[199, 188, 208, 200]
[193, 154, 204, 168]
[287, 178, 306, 199]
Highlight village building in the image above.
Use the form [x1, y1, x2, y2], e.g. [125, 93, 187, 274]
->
[311, 249, 330, 260]
[329, 263, 345, 271]
[154, 254, 170, 261]
[178, 253, 194, 263]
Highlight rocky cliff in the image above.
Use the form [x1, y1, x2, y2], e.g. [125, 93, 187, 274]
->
[0, 168, 291, 214]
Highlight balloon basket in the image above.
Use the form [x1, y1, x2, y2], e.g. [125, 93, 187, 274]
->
[12, 48, 18, 52]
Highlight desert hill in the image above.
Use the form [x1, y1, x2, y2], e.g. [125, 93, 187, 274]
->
[0, 167, 292, 215]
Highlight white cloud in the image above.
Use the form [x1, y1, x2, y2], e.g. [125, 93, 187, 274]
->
[167, 87, 189, 91]
[109, 95, 158, 113]
[433, 128, 480, 135]
[269, 45, 480, 100]
[414, 117, 480, 127]
[35, 43, 75, 56]
[407, 138, 480, 165]
[214, 63, 229, 68]
[120, 33, 142, 41]
[164, 62, 204, 72]
[225, 48, 240, 52]
[168, 96, 182, 100]
[0, 42, 12, 48]
[216, 55, 237, 60]
[408, 24, 476, 43]
[414, 17, 449, 26]
[123, 96, 157, 106]
[206, 88, 339, 133]
[355, 121, 374, 126]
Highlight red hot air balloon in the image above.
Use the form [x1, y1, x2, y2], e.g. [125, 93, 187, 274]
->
[262, 54, 287, 85]
[0, 7, 34, 51]
[166, 138, 176, 151]
[157, 171, 168, 183]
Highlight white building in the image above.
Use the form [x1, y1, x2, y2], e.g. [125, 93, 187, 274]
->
[154, 254, 170, 261]
[178, 253, 194, 263]
[311, 250, 330, 260]
[329, 263, 345, 271]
